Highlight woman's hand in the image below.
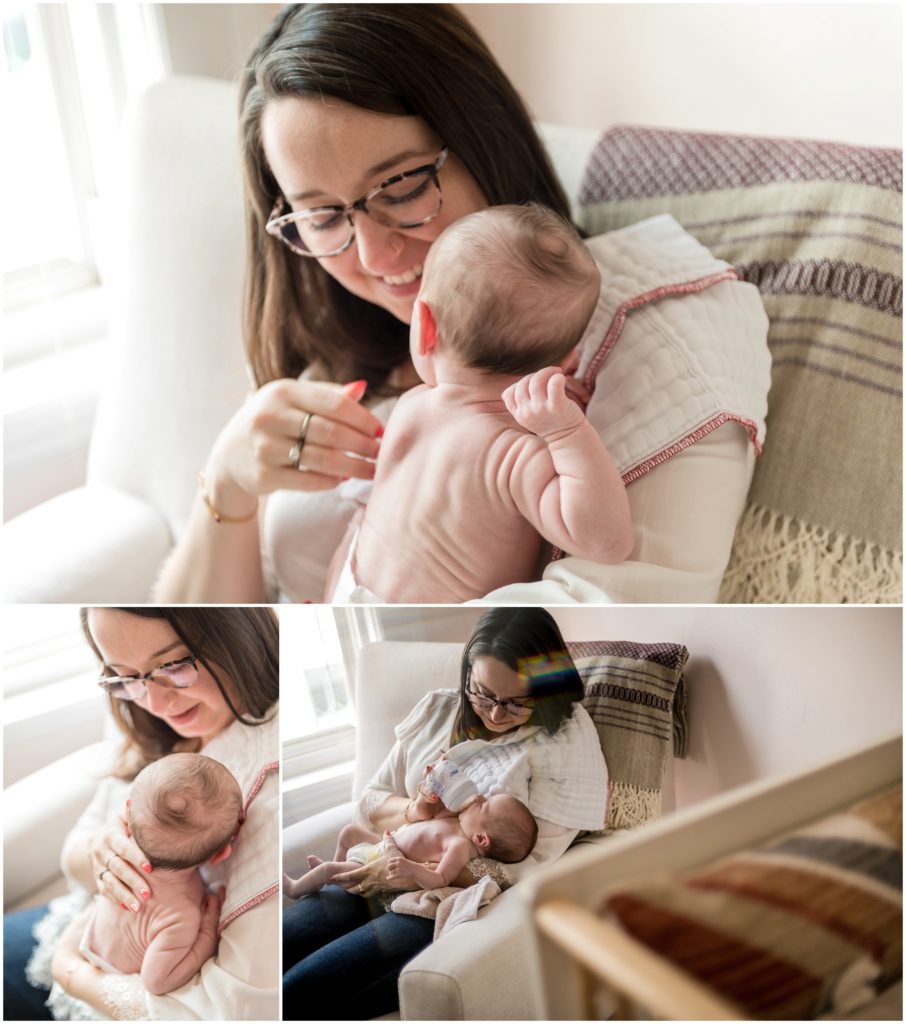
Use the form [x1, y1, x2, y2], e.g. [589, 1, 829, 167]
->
[204, 378, 384, 517]
[330, 854, 418, 897]
[89, 808, 154, 913]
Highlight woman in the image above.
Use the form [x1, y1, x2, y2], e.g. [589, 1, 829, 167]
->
[282, 607, 607, 1019]
[154, 4, 768, 605]
[3, 608, 279, 1021]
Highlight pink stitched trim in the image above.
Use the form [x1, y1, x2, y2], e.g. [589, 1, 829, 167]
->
[218, 882, 279, 935]
[548, 412, 760, 563]
[244, 761, 279, 817]
[581, 268, 739, 389]
[622, 413, 762, 485]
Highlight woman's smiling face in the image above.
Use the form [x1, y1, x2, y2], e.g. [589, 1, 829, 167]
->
[87, 609, 236, 746]
[467, 655, 534, 733]
[260, 95, 487, 325]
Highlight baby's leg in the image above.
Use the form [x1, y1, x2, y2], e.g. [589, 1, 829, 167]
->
[335, 823, 380, 862]
[283, 860, 357, 899]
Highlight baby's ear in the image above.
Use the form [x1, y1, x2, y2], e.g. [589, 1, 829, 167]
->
[472, 831, 490, 851]
[209, 842, 233, 865]
[415, 300, 438, 356]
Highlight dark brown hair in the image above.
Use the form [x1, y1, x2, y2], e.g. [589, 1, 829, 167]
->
[453, 607, 584, 743]
[81, 607, 279, 779]
[422, 204, 600, 375]
[239, 3, 574, 392]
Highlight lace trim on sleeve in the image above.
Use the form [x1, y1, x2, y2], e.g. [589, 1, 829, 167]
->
[99, 973, 149, 1020]
[356, 787, 392, 828]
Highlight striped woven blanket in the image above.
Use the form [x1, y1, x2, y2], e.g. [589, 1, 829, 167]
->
[577, 126, 902, 603]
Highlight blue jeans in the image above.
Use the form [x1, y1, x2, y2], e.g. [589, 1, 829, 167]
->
[4, 904, 53, 1021]
[283, 885, 435, 1020]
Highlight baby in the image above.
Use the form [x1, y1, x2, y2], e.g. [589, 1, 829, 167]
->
[283, 792, 538, 898]
[78, 752, 242, 996]
[328, 203, 633, 603]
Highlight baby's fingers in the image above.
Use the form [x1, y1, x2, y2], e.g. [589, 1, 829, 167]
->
[529, 366, 562, 401]
[547, 371, 569, 404]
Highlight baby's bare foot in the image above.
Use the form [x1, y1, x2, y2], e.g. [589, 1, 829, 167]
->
[306, 855, 323, 868]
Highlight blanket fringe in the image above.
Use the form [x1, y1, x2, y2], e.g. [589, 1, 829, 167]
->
[607, 782, 662, 831]
[720, 503, 902, 604]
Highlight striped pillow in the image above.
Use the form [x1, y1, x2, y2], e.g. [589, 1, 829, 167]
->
[577, 127, 902, 604]
[603, 786, 903, 1019]
[569, 640, 688, 831]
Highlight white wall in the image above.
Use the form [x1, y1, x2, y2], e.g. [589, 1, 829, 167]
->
[158, 3, 280, 79]
[371, 606, 902, 806]
[461, 3, 902, 147]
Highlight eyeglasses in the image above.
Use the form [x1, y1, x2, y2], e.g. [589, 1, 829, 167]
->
[97, 655, 199, 702]
[466, 684, 534, 718]
[265, 147, 449, 258]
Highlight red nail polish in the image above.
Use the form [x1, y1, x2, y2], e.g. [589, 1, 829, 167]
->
[131, 901, 141, 913]
[142, 863, 152, 873]
[120, 903, 128, 910]
[343, 379, 367, 401]
[140, 889, 150, 900]
[374, 424, 384, 438]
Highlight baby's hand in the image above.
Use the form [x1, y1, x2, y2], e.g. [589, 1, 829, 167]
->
[502, 367, 585, 442]
[386, 856, 415, 880]
[196, 887, 226, 961]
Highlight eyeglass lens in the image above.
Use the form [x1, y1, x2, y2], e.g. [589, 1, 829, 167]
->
[468, 688, 532, 715]
[279, 170, 441, 257]
[100, 657, 198, 701]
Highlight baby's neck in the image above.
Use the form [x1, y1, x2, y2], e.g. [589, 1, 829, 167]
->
[145, 864, 202, 894]
[431, 362, 522, 400]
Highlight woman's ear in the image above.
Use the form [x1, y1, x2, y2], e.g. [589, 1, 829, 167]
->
[415, 300, 438, 356]
[209, 842, 233, 865]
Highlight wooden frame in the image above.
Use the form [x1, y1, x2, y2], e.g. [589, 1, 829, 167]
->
[521, 735, 902, 1020]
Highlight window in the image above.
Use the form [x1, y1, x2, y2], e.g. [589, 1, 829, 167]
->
[3, 605, 106, 786]
[279, 606, 383, 824]
[4, 5, 97, 306]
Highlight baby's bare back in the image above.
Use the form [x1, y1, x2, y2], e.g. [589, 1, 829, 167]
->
[354, 386, 546, 602]
[85, 872, 205, 975]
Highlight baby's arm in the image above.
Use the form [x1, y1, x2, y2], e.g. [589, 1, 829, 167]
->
[140, 890, 222, 996]
[503, 367, 633, 562]
[386, 834, 472, 889]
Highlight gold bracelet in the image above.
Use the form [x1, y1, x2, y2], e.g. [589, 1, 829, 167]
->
[197, 471, 258, 524]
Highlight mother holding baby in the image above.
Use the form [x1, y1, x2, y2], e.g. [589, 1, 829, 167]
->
[2, 607, 279, 1021]
[153, 3, 770, 606]
[283, 607, 607, 1019]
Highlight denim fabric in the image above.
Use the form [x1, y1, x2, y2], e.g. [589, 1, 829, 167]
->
[3, 904, 54, 1021]
[283, 885, 434, 1020]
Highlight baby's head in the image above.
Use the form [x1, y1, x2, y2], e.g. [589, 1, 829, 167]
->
[128, 752, 243, 871]
[412, 204, 600, 381]
[458, 792, 538, 864]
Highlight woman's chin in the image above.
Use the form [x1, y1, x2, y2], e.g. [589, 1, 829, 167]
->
[164, 704, 202, 733]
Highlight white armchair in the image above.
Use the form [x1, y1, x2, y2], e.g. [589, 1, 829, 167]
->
[2, 76, 596, 604]
[4, 741, 115, 912]
[3, 76, 253, 602]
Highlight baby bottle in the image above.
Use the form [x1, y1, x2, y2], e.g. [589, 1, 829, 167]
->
[425, 741, 484, 811]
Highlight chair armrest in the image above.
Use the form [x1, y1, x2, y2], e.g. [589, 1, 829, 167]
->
[282, 803, 354, 906]
[3, 742, 114, 909]
[399, 886, 542, 1021]
[2, 485, 171, 602]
